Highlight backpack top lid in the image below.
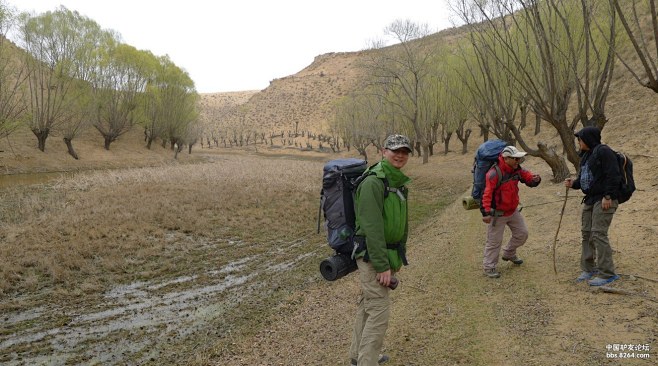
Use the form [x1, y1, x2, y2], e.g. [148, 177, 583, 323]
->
[476, 139, 508, 161]
[323, 158, 366, 173]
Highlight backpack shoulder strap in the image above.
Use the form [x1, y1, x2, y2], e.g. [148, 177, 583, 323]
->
[491, 162, 521, 191]
[356, 171, 406, 201]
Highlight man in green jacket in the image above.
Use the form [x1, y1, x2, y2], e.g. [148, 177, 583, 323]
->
[349, 134, 411, 366]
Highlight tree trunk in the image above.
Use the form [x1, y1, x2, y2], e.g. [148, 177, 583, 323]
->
[537, 143, 570, 182]
[534, 114, 541, 135]
[104, 135, 113, 150]
[414, 141, 421, 157]
[146, 136, 154, 150]
[422, 144, 429, 164]
[443, 132, 452, 155]
[32, 128, 50, 152]
[356, 147, 368, 161]
[63, 138, 79, 160]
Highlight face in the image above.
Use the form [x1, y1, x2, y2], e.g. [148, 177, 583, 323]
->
[504, 156, 523, 169]
[577, 136, 589, 151]
[382, 148, 410, 169]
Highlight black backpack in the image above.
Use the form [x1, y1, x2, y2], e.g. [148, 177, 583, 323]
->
[613, 150, 636, 203]
[593, 144, 636, 204]
[317, 158, 368, 255]
[317, 159, 405, 281]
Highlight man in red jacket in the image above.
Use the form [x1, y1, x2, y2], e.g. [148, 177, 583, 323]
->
[481, 146, 541, 278]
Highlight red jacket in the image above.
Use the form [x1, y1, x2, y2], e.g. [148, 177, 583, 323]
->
[481, 155, 539, 216]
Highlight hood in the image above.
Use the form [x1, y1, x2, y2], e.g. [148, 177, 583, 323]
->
[574, 126, 601, 150]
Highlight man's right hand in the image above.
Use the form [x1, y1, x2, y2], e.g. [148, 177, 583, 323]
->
[376, 270, 392, 287]
[564, 178, 573, 188]
[482, 216, 492, 224]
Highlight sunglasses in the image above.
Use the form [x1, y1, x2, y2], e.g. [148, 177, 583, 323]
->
[506, 156, 523, 162]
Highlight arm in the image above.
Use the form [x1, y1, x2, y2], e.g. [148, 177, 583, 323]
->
[519, 168, 541, 187]
[600, 147, 621, 199]
[355, 176, 389, 273]
[480, 169, 498, 222]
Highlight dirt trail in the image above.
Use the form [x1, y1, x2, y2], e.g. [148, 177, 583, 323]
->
[214, 155, 657, 366]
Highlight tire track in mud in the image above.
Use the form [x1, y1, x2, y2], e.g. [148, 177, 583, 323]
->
[0, 236, 319, 365]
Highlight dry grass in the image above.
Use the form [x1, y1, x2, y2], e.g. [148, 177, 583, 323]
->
[0, 153, 322, 298]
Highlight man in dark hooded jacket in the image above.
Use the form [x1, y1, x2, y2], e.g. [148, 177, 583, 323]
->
[565, 126, 621, 286]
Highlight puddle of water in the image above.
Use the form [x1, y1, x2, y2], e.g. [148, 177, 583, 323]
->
[0, 255, 265, 364]
[0, 241, 313, 365]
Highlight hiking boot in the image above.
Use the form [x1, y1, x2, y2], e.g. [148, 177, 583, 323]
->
[502, 255, 523, 265]
[588, 275, 620, 286]
[576, 270, 598, 282]
[350, 354, 389, 365]
[484, 268, 500, 278]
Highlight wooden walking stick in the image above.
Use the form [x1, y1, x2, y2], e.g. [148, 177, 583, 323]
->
[553, 186, 569, 274]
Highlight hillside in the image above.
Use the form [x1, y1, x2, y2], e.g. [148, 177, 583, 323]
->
[198, 51, 368, 151]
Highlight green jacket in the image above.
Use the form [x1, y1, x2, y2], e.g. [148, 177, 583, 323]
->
[354, 159, 411, 273]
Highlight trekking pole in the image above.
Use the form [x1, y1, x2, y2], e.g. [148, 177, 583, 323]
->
[552, 186, 569, 274]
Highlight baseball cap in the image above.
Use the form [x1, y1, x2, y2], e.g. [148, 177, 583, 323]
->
[384, 134, 412, 152]
[501, 146, 527, 158]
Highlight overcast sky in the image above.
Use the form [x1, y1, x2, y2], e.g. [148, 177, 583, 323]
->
[6, 0, 455, 93]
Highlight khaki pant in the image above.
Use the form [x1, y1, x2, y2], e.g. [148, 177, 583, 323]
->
[350, 259, 390, 366]
[483, 209, 528, 270]
[581, 200, 617, 278]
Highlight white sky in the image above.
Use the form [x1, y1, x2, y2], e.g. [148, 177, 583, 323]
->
[6, 0, 456, 93]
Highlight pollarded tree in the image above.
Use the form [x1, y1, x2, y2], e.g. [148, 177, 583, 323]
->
[146, 56, 198, 153]
[18, 6, 102, 152]
[451, 0, 617, 180]
[437, 60, 473, 154]
[60, 22, 117, 158]
[331, 90, 391, 161]
[0, 1, 27, 139]
[91, 42, 153, 150]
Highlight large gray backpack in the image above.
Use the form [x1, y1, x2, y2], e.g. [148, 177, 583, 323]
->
[317, 158, 368, 255]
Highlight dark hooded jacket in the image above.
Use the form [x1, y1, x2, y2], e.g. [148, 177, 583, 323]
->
[571, 126, 621, 205]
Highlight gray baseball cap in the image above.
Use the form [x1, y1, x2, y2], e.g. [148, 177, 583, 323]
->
[384, 134, 412, 152]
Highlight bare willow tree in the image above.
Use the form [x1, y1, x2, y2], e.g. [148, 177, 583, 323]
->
[450, 0, 617, 180]
[437, 62, 473, 154]
[331, 90, 391, 161]
[455, 26, 519, 145]
[610, 0, 658, 93]
[362, 19, 440, 164]
[0, 1, 27, 139]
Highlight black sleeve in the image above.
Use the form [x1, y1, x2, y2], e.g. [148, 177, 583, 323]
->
[599, 146, 622, 198]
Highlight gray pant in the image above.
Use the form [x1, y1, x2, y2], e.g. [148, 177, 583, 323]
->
[581, 200, 617, 278]
[483, 209, 528, 270]
[350, 259, 390, 366]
